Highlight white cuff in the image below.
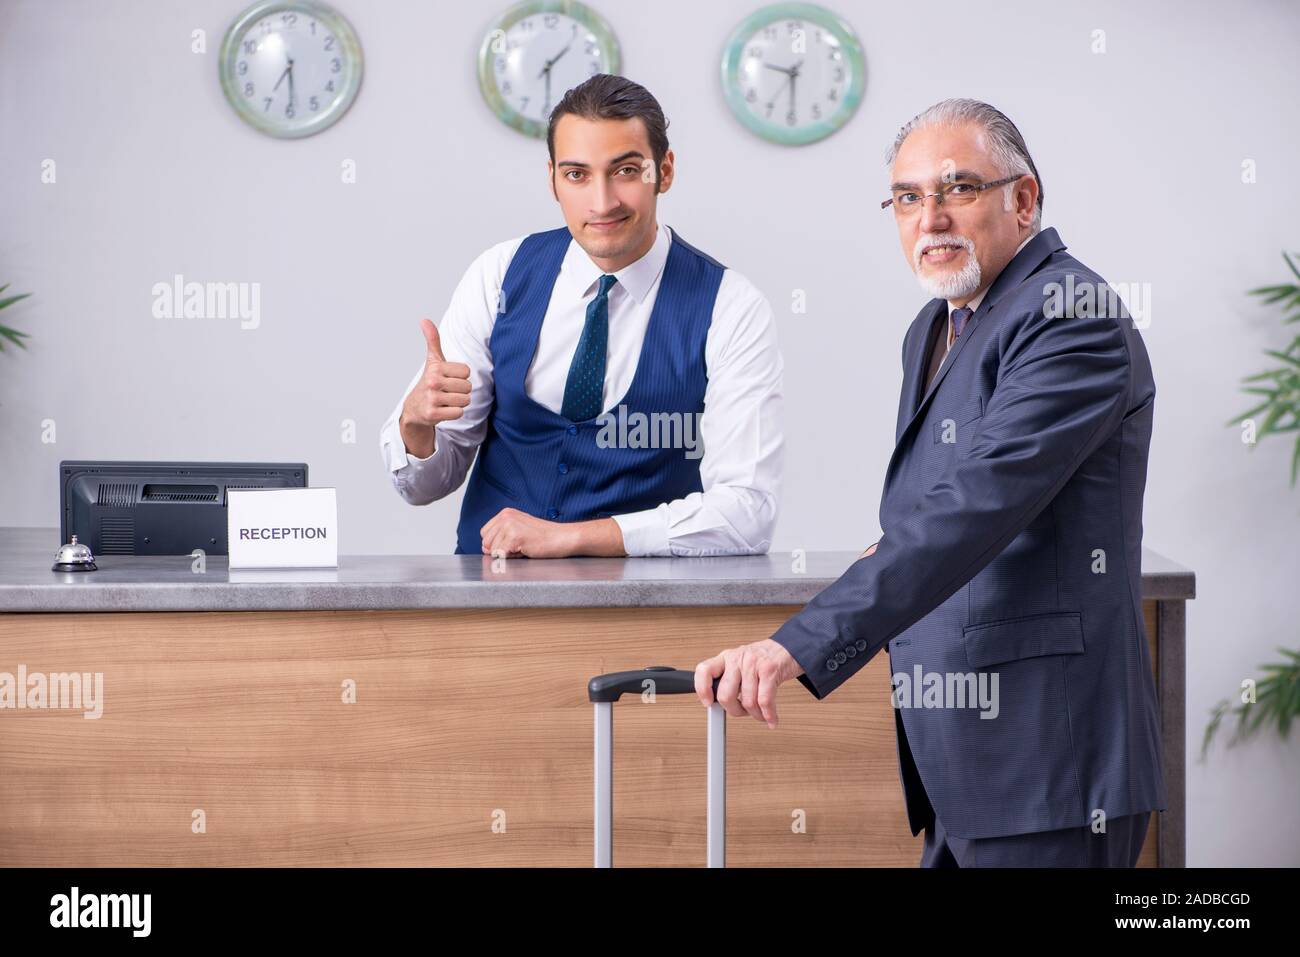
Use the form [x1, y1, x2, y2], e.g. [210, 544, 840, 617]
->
[612, 507, 670, 557]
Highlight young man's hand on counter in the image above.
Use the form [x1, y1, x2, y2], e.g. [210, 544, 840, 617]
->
[480, 509, 626, 559]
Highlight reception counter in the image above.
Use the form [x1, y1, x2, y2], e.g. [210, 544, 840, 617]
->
[0, 526, 1194, 867]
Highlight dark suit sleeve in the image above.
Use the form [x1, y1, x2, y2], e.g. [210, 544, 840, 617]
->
[775, 301, 1134, 700]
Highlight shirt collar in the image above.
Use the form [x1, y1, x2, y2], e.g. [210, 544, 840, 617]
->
[560, 219, 671, 305]
[948, 231, 1036, 318]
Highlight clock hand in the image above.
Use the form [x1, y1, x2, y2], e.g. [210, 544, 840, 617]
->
[762, 62, 793, 75]
[538, 25, 578, 78]
[766, 73, 791, 110]
[273, 65, 289, 92]
[287, 54, 295, 110]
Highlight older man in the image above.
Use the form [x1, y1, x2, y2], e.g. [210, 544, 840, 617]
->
[696, 99, 1165, 867]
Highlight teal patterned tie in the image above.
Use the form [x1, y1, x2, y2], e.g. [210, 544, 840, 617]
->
[561, 274, 617, 421]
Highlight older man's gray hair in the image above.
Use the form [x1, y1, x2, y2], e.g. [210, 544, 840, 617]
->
[886, 98, 1043, 235]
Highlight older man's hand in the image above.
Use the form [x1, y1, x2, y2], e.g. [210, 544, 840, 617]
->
[694, 638, 803, 730]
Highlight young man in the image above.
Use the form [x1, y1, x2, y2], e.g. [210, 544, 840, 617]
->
[696, 99, 1164, 868]
[380, 74, 783, 558]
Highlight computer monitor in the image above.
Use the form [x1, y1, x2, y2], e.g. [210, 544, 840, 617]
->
[59, 460, 308, 556]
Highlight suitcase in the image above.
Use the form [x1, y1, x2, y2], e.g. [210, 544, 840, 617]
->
[588, 666, 726, 867]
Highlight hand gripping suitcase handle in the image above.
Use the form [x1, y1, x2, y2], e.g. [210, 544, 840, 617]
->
[588, 665, 720, 702]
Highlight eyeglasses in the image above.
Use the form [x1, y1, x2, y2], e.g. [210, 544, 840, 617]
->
[880, 174, 1025, 215]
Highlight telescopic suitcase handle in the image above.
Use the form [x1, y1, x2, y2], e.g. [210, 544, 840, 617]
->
[589, 667, 725, 868]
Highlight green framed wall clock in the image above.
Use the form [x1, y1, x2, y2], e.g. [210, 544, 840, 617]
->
[721, 2, 866, 146]
[477, 0, 622, 139]
[219, 0, 363, 139]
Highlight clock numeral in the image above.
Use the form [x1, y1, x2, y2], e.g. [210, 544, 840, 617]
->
[325, 79, 335, 92]
[285, 103, 295, 118]
[244, 82, 254, 97]
[833, 67, 844, 81]
[786, 110, 797, 126]
[543, 13, 558, 28]
[331, 57, 341, 73]
[763, 26, 776, 38]
[495, 56, 506, 72]
[263, 97, 273, 112]
[309, 20, 316, 35]
[747, 45, 763, 58]
[502, 80, 512, 94]
[242, 39, 257, 54]
[519, 96, 530, 111]
[520, 17, 534, 30]
[745, 89, 757, 103]
[259, 19, 271, 34]
[764, 103, 774, 119]
[587, 60, 599, 75]
[324, 35, 335, 51]
[811, 103, 822, 120]
[828, 48, 842, 60]
[237, 60, 248, 75]
[310, 95, 319, 111]
[828, 87, 838, 101]
[786, 20, 802, 33]
[585, 40, 599, 56]
[280, 12, 297, 26]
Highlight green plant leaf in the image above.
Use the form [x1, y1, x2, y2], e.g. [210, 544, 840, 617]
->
[0, 293, 32, 312]
[1285, 251, 1300, 282]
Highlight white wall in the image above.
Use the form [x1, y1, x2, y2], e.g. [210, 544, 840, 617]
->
[2, 0, 1297, 865]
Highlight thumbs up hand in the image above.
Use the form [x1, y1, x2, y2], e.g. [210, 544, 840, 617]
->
[399, 319, 473, 458]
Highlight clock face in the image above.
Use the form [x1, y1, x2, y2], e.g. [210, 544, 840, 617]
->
[721, 3, 866, 146]
[219, 1, 363, 138]
[478, 1, 622, 138]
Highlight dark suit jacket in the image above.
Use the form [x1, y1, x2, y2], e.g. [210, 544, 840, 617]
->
[771, 227, 1167, 839]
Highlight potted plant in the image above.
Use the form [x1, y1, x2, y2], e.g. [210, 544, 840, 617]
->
[1204, 252, 1300, 759]
[0, 283, 32, 352]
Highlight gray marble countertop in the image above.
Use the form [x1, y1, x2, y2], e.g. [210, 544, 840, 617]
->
[0, 527, 1196, 612]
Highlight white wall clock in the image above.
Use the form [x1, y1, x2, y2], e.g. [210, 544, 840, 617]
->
[477, 1, 622, 139]
[219, 1, 363, 138]
[721, 3, 865, 146]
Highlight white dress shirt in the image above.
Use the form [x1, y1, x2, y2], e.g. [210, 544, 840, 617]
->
[380, 221, 785, 557]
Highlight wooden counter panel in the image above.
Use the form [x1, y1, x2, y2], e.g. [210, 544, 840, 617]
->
[0, 602, 1161, 867]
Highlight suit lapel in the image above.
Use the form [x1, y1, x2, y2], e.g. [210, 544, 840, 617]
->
[898, 300, 947, 440]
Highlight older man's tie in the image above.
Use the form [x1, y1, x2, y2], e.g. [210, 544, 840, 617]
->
[561, 273, 618, 421]
[924, 305, 975, 392]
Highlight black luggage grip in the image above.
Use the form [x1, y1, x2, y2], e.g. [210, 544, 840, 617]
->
[588, 666, 721, 702]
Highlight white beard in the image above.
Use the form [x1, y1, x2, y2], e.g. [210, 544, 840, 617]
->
[914, 233, 982, 301]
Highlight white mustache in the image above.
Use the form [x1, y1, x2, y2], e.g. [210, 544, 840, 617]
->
[914, 233, 974, 268]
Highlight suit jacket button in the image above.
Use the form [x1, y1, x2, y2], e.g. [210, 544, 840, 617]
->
[844, 645, 857, 658]
[855, 638, 867, 651]
[834, 651, 847, 664]
[826, 659, 838, 672]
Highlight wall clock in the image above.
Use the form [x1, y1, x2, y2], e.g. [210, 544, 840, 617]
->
[721, 3, 865, 146]
[219, 1, 363, 138]
[478, 1, 622, 139]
